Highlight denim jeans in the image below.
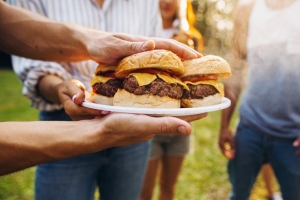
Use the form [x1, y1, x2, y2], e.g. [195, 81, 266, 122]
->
[228, 121, 300, 200]
[36, 110, 150, 200]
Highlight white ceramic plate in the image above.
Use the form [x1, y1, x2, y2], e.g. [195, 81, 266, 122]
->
[82, 97, 231, 117]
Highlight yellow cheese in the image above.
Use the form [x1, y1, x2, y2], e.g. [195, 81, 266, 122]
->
[174, 77, 190, 90]
[184, 80, 224, 96]
[157, 74, 189, 90]
[130, 73, 157, 86]
[90, 75, 113, 86]
[130, 73, 189, 90]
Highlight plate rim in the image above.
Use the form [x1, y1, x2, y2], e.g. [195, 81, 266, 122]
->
[81, 97, 231, 116]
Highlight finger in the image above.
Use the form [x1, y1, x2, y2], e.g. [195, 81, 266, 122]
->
[293, 137, 300, 147]
[136, 115, 192, 136]
[64, 99, 103, 116]
[72, 91, 85, 105]
[123, 40, 155, 55]
[151, 37, 202, 60]
[296, 150, 300, 156]
[114, 34, 201, 60]
[71, 79, 86, 91]
[176, 113, 207, 122]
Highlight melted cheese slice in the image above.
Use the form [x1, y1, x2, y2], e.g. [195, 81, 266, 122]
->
[130, 73, 189, 90]
[90, 75, 113, 86]
[184, 80, 224, 96]
[129, 73, 157, 86]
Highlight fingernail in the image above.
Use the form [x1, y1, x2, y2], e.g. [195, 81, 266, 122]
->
[293, 141, 299, 146]
[72, 94, 77, 102]
[101, 110, 110, 115]
[177, 125, 187, 135]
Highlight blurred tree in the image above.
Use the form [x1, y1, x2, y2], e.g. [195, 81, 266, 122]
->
[191, 0, 237, 57]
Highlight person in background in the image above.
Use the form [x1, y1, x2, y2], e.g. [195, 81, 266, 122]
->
[261, 164, 282, 200]
[140, 1, 204, 199]
[218, 0, 300, 199]
[0, 0, 205, 177]
[7, 0, 205, 199]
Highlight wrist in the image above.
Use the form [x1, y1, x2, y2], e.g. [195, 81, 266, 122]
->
[68, 23, 95, 61]
[74, 119, 109, 154]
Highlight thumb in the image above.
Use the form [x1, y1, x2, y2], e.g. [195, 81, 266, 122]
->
[151, 117, 192, 136]
[126, 40, 155, 55]
[63, 80, 85, 105]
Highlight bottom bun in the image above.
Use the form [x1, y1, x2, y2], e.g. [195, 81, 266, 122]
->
[113, 89, 180, 108]
[181, 93, 223, 108]
[90, 91, 113, 105]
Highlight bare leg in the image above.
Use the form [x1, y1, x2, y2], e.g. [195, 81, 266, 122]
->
[261, 164, 274, 198]
[140, 158, 160, 200]
[158, 155, 185, 200]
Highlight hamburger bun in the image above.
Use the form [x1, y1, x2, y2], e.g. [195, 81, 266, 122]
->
[113, 89, 180, 108]
[182, 55, 231, 78]
[115, 49, 185, 78]
[181, 55, 231, 108]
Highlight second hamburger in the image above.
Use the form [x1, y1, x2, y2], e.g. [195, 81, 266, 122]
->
[90, 64, 122, 105]
[181, 55, 231, 108]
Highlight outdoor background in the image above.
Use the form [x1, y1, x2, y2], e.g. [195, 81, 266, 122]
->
[0, 0, 279, 199]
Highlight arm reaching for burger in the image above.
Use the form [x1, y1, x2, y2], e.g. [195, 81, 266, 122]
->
[0, 1, 200, 63]
[0, 112, 206, 176]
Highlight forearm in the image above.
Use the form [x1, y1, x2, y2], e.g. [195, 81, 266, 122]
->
[0, 1, 92, 62]
[38, 75, 64, 104]
[0, 121, 103, 176]
[221, 84, 241, 130]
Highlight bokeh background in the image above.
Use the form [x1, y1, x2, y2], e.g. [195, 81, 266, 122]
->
[0, 0, 279, 199]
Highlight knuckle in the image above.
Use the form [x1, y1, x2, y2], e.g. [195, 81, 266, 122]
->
[128, 43, 138, 52]
[160, 121, 172, 134]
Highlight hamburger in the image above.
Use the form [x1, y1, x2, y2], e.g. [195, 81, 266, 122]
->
[180, 55, 231, 108]
[90, 64, 123, 105]
[113, 50, 188, 108]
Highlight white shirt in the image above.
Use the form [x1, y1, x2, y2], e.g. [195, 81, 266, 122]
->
[239, 0, 300, 137]
[8, 0, 163, 111]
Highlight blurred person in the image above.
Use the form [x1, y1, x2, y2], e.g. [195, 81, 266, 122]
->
[0, 0, 205, 176]
[261, 164, 282, 200]
[7, 0, 204, 199]
[140, 0, 204, 200]
[218, 0, 300, 199]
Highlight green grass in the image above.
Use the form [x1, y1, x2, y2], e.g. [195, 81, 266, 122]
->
[0, 69, 37, 200]
[0, 69, 278, 200]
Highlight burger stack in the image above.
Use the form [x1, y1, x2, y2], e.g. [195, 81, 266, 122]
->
[90, 50, 231, 108]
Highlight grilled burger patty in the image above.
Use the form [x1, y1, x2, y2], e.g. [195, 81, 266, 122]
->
[92, 79, 123, 97]
[123, 75, 183, 99]
[182, 84, 218, 99]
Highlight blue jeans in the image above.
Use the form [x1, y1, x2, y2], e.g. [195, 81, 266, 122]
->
[228, 122, 300, 200]
[36, 110, 150, 200]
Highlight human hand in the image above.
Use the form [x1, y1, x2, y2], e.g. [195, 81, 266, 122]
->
[57, 79, 109, 121]
[86, 113, 205, 149]
[86, 32, 202, 64]
[293, 136, 300, 156]
[218, 128, 235, 159]
[176, 113, 208, 122]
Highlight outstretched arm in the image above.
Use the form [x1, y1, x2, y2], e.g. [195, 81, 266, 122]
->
[0, 113, 206, 176]
[0, 1, 201, 63]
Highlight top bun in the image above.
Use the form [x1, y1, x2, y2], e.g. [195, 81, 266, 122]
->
[95, 64, 117, 74]
[116, 50, 185, 78]
[182, 55, 231, 78]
